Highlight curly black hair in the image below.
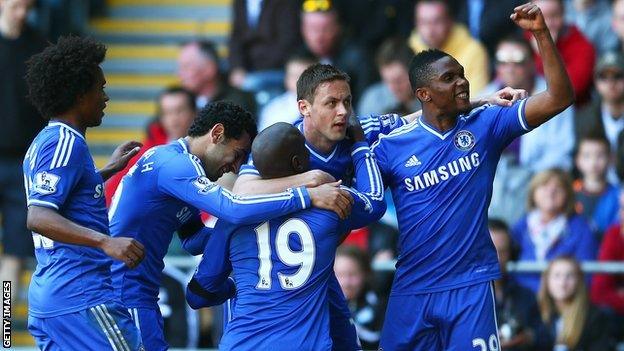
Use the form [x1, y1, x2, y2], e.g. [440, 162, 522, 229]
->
[188, 101, 257, 142]
[25, 36, 106, 119]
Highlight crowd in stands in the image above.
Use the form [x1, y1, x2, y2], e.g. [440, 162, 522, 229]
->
[3, 0, 624, 349]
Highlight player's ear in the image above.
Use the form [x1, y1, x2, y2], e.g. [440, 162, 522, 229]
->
[210, 123, 225, 144]
[292, 155, 305, 174]
[298, 99, 311, 118]
[416, 87, 430, 103]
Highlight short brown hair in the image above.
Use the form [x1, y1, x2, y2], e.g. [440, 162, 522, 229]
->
[527, 168, 576, 217]
[296, 63, 350, 102]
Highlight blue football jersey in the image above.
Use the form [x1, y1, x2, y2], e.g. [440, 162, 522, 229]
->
[187, 144, 386, 351]
[371, 100, 531, 295]
[108, 138, 312, 309]
[236, 115, 402, 350]
[23, 121, 113, 318]
[238, 114, 406, 183]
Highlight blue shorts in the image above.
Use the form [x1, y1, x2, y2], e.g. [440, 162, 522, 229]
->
[28, 302, 143, 351]
[327, 272, 361, 351]
[127, 307, 168, 351]
[221, 274, 361, 351]
[380, 281, 500, 351]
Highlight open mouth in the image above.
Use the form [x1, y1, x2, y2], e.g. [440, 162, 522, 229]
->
[456, 92, 469, 99]
[333, 121, 346, 129]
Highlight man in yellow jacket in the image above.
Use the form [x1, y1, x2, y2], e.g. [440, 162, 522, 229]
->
[409, 0, 490, 93]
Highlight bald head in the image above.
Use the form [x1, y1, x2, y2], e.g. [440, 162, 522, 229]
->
[252, 123, 310, 179]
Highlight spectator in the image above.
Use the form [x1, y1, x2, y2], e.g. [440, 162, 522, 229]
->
[105, 87, 197, 206]
[408, 0, 490, 93]
[177, 40, 256, 115]
[298, 0, 376, 101]
[481, 34, 575, 173]
[228, 0, 301, 94]
[538, 256, 613, 350]
[564, 0, 619, 55]
[574, 51, 624, 184]
[334, 245, 384, 351]
[0, 0, 47, 299]
[258, 54, 316, 131]
[527, 0, 596, 105]
[611, 0, 624, 51]
[512, 169, 597, 293]
[489, 219, 552, 351]
[573, 132, 620, 237]
[332, 0, 414, 51]
[451, 0, 525, 57]
[591, 189, 624, 316]
[618, 131, 624, 182]
[358, 37, 421, 116]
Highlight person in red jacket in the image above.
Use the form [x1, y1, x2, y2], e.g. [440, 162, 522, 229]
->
[591, 189, 624, 315]
[105, 87, 197, 206]
[527, 0, 596, 105]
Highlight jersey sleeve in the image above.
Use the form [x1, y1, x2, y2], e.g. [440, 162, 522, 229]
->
[157, 155, 311, 225]
[25, 137, 85, 210]
[186, 221, 235, 309]
[339, 142, 387, 231]
[370, 138, 391, 189]
[237, 154, 259, 177]
[178, 213, 212, 255]
[360, 113, 407, 145]
[486, 98, 531, 150]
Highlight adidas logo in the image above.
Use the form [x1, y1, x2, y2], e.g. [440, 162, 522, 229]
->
[405, 155, 421, 167]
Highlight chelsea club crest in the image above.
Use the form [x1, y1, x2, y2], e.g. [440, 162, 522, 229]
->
[454, 130, 476, 151]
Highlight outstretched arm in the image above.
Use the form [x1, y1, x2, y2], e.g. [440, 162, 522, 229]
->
[232, 169, 335, 195]
[401, 87, 529, 124]
[511, 3, 574, 127]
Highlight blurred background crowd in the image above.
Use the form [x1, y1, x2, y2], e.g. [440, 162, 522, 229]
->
[2, 0, 624, 349]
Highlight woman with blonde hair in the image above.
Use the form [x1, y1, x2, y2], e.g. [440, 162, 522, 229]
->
[511, 168, 598, 292]
[538, 256, 612, 350]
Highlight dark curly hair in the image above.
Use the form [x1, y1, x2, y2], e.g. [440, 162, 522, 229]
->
[188, 101, 257, 142]
[25, 36, 106, 119]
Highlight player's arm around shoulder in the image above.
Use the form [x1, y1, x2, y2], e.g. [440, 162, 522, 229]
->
[511, 3, 574, 127]
[186, 222, 235, 309]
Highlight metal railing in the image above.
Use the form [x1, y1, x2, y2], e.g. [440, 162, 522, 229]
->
[164, 256, 624, 273]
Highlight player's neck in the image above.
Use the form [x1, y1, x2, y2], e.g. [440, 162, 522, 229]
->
[421, 108, 457, 133]
[303, 124, 336, 154]
[51, 114, 86, 135]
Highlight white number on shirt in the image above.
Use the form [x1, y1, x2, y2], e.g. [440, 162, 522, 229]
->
[255, 219, 315, 290]
[472, 334, 499, 351]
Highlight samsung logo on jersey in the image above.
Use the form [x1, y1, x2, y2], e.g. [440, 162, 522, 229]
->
[404, 152, 480, 191]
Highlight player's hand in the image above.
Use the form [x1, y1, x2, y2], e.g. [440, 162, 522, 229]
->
[101, 236, 145, 268]
[511, 3, 547, 32]
[487, 87, 528, 107]
[307, 181, 354, 219]
[303, 169, 336, 188]
[346, 115, 366, 143]
[106, 141, 143, 173]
